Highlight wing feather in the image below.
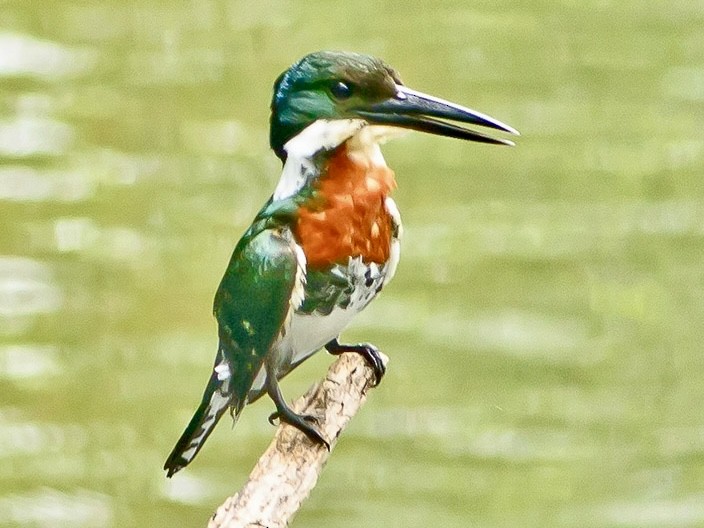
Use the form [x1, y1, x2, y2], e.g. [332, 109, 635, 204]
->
[164, 227, 303, 476]
[214, 226, 303, 410]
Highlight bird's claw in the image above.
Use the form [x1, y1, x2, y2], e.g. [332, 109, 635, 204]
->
[360, 343, 386, 386]
[326, 340, 386, 386]
[268, 411, 280, 426]
[269, 410, 319, 426]
[268, 408, 329, 449]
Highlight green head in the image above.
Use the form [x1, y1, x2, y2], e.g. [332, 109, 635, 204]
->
[270, 51, 519, 161]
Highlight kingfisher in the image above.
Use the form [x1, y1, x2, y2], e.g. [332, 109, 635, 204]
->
[163, 51, 518, 477]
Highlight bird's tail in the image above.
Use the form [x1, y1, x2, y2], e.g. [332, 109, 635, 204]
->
[163, 359, 240, 477]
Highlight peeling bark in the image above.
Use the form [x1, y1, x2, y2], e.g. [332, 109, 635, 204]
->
[208, 351, 388, 528]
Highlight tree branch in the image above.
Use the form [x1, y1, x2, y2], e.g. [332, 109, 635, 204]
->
[207, 351, 388, 528]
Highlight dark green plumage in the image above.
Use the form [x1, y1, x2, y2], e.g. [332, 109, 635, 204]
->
[299, 268, 355, 315]
[270, 51, 401, 161]
[214, 229, 299, 400]
[163, 229, 299, 476]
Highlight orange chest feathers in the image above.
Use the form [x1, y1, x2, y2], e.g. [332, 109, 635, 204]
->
[294, 145, 397, 268]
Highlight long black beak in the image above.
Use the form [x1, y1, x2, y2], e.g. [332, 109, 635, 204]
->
[354, 85, 519, 146]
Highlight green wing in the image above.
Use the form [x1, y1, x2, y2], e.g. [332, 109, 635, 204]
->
[214, 227, 301, 414]
[164, 227, 301, 477]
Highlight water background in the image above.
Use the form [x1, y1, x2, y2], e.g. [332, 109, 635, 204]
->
[2, 1, 704, 526]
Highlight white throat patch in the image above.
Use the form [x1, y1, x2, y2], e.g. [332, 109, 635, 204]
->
[284, 119, 366, 159]
[274, 119, 363, 201]
[273, 119, 402, 201]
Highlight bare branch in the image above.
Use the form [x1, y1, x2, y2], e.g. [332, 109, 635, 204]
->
[208, 351, 388, 528]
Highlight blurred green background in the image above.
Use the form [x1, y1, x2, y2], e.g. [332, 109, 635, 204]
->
[2, 1, 704, 527]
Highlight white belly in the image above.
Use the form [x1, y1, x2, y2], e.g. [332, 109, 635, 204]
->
[286, 307, 357, 361]
[278, 255, 392, 367]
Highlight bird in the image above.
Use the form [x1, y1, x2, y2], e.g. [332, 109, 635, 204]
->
[163, 50, 518, 477]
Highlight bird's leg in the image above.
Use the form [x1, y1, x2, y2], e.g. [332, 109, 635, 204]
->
[265, 363, 330, 449]
[325, 338, 386, 386]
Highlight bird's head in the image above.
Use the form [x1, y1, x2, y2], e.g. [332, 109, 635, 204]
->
[269, 51, 518, 161]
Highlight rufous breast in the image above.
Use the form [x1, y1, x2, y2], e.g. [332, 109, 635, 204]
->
[295, 144, 397, 268]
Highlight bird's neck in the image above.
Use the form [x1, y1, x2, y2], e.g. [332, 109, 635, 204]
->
[272, 119, 362, 201]
[273, 119, 402, 201]
[271, 120, 398, 268]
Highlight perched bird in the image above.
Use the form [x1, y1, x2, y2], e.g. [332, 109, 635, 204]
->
[164, 51, 518, 477]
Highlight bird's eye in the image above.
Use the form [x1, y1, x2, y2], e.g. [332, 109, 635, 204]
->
[330, 81, 353, 100]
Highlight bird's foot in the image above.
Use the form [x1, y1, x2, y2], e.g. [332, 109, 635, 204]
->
[268, 408, 329, 450]
[325, 338, 386, 386]
[268, 410, 319, 426]
[265, 369, 330, 449]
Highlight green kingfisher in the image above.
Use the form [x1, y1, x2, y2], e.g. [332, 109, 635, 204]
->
[163, 51, 518, 477]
